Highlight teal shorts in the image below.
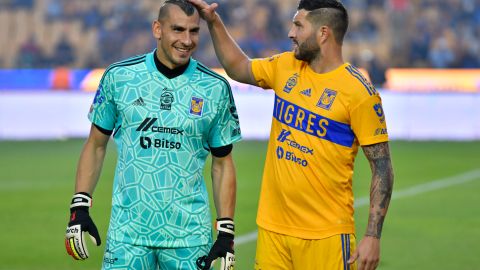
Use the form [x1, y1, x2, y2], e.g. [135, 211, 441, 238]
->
[102, 238, 211, 270]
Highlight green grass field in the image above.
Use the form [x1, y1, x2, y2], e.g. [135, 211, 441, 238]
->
[1, 140, 479, 270]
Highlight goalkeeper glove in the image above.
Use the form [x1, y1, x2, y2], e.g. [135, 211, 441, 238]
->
[196, 218, 235, 270]
[65, 192, 101, 260]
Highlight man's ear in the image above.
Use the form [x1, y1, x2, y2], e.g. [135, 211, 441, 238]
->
[317, 26, 329, 44]
[152, 20, 162, 40]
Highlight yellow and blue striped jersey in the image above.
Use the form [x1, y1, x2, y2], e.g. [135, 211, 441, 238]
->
[251, 52, 388, 239]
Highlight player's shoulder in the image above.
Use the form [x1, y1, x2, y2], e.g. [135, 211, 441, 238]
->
[104, 53, 148, 75]
[257, 51, 300, 65]
[195, 61, 230, 88]
[342, 63, 379, 98]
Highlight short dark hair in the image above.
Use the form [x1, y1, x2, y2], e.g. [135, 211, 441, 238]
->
[297, 0, 348, 44]
[158, 0, 196, 20]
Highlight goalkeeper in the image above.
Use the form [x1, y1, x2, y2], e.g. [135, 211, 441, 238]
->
[64, 1, 240, 269]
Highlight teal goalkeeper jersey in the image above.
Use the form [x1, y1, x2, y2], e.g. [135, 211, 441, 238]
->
[88, 51, 242, 248]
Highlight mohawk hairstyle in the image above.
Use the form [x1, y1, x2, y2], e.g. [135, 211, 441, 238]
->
[158, 0, 196, 20]
[297, 0, 348, 44]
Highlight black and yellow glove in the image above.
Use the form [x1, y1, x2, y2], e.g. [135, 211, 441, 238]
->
[196, 218, 235, 270]
[65, 192, 101, 260]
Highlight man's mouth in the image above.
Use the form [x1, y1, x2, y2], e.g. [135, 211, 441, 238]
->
[175, 47, 190, 53]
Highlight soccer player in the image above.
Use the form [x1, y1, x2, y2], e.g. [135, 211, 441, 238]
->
[64, 1, 240, 269]
[189, 0, 394, 269]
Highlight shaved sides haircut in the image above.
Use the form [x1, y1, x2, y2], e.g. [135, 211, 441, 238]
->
[297, 0, 348, 45]
[158, 0, 196, 20]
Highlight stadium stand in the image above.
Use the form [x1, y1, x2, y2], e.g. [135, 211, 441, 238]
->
[0, 0, 479, 87]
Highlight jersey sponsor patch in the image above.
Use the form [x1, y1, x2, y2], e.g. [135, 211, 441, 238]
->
[374, 128, 388, 136]
[190, 96, 204, 116]
[316, 88, 337, 110]
[277, 129, 313, 155]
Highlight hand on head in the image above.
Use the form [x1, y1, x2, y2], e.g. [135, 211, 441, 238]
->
[187, 0, 219, 22]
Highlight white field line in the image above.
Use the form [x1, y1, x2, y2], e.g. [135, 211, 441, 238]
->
[236, 169, 480, 245]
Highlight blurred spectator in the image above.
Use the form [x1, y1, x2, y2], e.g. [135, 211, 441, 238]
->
[11, 0, 33, 9]
[16, 35, 45, 68]
[51, 36, 75, 66]
[351, 49, 387, 87]
[3, 0, 480, 72]
[429, 36, 455, 68]
[45, 0, 62, 22]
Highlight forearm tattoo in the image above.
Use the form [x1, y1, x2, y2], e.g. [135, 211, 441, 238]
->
[362, 142, 394, 238]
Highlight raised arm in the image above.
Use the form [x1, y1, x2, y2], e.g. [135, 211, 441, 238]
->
[188, 0, 257, 86]
[349, 142, 394, 270]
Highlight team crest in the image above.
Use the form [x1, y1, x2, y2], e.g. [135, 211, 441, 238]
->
[190, 96, 204, 116]
[283, 73, 299, 93]
[316, 88, 337, 110]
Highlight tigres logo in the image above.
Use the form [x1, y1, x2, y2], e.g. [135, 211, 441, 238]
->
[316, 88, 337, 110]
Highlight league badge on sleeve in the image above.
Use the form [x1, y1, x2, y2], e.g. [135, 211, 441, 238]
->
[93, 86, 105, 105]
[190, 96, 204, 116]
[373, 103, 385, 123]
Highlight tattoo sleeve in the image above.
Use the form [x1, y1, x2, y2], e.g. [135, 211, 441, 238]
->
[362, 142, 394, 239]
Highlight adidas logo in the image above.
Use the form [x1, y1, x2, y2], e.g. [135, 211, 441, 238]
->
[133, 97, 145, 106]
[300, 88, 311, 97]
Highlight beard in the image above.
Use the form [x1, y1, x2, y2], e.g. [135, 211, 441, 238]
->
[293, 34, 320, 63]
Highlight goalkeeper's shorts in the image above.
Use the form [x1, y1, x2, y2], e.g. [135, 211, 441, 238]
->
[101, 238, 210, 270]
[255, 227, 357, 270]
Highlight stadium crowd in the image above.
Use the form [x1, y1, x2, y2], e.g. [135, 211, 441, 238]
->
[0, 0, 479, 85]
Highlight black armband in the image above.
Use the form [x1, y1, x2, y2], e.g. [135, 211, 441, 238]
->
[94, 124, 113, 136]
[210, 144, 233, 158]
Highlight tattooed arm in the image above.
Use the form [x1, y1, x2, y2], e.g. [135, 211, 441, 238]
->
[364, 142, 394, 238]
[348, 142, 394, 270]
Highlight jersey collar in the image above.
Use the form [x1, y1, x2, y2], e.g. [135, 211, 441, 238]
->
[146, 49, 197, 81]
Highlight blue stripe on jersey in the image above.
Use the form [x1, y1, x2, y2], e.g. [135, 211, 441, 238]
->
[341, 234, 347, 270]
[273, 95, 355, 147]
[345, 65, 376, 96]
[346, 234, 350, 270]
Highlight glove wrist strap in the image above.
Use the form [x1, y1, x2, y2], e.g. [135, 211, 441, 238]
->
[70, 192, 92, 209]
[216, 218, 235, 236]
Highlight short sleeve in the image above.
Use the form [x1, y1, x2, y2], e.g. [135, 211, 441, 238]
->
[251, 54, 282, 89]
[87, 71, 117, 131]
[207, 83, 242, 148]
[350, 94, 389, 146]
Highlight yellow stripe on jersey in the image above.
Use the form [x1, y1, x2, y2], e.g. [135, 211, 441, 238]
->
[251, 52, 388, 239]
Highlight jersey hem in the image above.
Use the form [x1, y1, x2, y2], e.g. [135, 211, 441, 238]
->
[209, 134, 242, 148]
[107, 234, 210, 249]
[358, 135, 389, 146]
[257, 219, 355, 240]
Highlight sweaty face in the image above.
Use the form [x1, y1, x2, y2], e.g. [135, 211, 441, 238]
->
[288, 10, 320, 63]
[154, 5, 200, 69]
